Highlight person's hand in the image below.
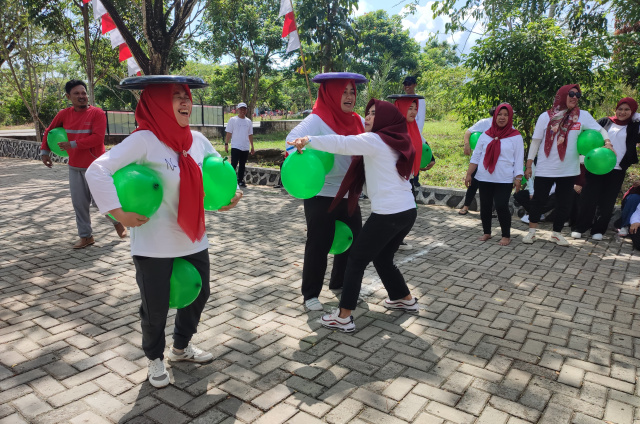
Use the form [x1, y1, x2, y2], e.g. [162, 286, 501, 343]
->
[574, 185, 582, 194]
[425, 162, 435, 171]
[41, 155, 53, 168]
[286, 136, 310, 153]
[250, 147, 255, 155]
[224, 144, 229, 153]
[218, 190, 243, 211]
[464, 145, 471, 156]
[514, 179, 522, 192]
[58, 141, 72, 151]
[109, 208, 149, 227]
[604, 139, 616, 155]
[464, 174, 472, 188]
[630, 222, 640, 234]
[524, 167, 532, 179]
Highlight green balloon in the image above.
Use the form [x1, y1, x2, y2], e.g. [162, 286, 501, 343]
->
[469, 132, 482, 150]
[112, 164, 163, 217]
[306, 149, 335, 173]
[577, 129, 605, 155]
[329, 220, 353, 255]
[203, 156, 237, 210]
[47, 127, 69, 157]
[169, 258, 202, 309]
[420, 143, 433, 168]
[281, 151, 325, 199]
[584, 147, 617, 175]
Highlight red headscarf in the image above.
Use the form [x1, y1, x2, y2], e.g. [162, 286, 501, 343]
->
[134, 84, 205, 243]
[331, 99, 415, 214]
[610, 97, 638, 125]
[482, 103, 521, 174]
[394, 98, 422, 175]
[312, 79, 365, 135]
[545, 84, 581, 161]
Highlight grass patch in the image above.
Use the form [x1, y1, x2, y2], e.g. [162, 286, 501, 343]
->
[419, 119, 468, 189]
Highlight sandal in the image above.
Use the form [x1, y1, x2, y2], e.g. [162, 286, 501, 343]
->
[458, 209, 469, 215]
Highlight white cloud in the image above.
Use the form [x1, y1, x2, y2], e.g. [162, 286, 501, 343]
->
[400, 1, 484, 54]
[355, 0, 370, 17]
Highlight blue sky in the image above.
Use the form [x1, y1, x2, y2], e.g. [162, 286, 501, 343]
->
[355, 0, 483, 55]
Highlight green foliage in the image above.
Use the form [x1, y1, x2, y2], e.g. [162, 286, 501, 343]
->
[346, 10, 420, 81]
[294, 0, 358, 72]
[355, 56, 399, 115]
[459, 19, 615, 149]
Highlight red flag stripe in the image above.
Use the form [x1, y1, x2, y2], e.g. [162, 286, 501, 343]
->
[101, 14, 116, 34]
[282, 12, 297, 37]
[82, 0, 90, 3]
[119, 44, 132, 62]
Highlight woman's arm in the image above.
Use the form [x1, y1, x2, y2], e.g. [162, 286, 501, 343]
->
[289, 133, 380, 156]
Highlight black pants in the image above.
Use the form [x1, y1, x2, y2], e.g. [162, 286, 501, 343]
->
[464, 169, 479, 207]
[133, 249, 210, 360]
[478, 181, 512, 238]
[302, 196, 362, 301]
[574, 170, 625, 235]
[513, 190, 557, 217]
[340, 209, 417, 310]
[631, 232, 640, 250]
[231, 148, 250, 183]
[529, 176, 575, 232]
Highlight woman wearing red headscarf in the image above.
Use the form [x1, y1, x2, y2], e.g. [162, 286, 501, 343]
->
[464, 104, 523, 246]
[571, 97, 640, 240]
[86, 81, 242, 388]
[394, 98, 435, 183]
[523, 84, 611, 246]
[288, 99, 418, 333]
[285, 75, 365, 312]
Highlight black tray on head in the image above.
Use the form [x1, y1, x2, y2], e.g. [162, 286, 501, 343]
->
[118, 75, 209, 90]
[387, 94, 425, 100]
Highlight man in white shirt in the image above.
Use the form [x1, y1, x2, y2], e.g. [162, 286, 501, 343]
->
[403, 76, 426, 187]
[225, 102, 255, 187]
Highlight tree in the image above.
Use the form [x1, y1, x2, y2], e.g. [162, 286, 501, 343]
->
[346, 10, 420, 81]
[459, 19, 615, 149]
[610, 0, 640, 88]
[196, 0, 285, 114]
[99, 0, 205, 75]
[294, 0, 358, 72]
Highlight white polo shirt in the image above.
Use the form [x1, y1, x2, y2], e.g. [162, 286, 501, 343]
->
[226, 116, 253, 151]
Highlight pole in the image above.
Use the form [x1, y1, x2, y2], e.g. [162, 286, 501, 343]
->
[299, 47, 313, 104]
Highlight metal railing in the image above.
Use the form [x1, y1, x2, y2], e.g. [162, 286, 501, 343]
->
[105, 105, 224, 135]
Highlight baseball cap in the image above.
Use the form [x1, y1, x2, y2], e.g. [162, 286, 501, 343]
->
[402, 76, 417, 85]
[237, 102, 247, 108]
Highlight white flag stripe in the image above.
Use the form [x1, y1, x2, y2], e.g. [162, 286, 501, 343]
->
[279, 0, 293, 17]
[109, 29, 124, 48]
[286, 30, 301, 53]
[92, 0, 106, 20]
[127, 57, 141, 76]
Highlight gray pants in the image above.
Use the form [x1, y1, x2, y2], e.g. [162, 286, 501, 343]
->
[69, 166, 115, 238]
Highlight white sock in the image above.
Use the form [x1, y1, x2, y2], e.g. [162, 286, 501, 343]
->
[528, 228, 536, 234]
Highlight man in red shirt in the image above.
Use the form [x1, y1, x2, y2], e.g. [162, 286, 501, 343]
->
[40, 80, 126, 249]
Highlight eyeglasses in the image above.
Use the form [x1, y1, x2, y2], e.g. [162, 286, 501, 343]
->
[568, 92, 582, 98]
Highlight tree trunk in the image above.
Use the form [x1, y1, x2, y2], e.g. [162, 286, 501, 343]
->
[81, 3, 95, 105]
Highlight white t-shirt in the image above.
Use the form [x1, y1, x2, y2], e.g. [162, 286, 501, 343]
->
[286, 114, 364, 198]
[468, 118, 492, 133]
[470, 133, 524, 184]
[416, 99, 426, 133]
[531, 110, 603, 178]
[307, 132, 415, 214]
[631, 203, 640, 225]
[225, 116, 253, 151]
[86, 130, 216, 258]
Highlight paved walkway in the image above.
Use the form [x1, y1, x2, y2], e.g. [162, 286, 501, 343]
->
[1, 157, 639, 424]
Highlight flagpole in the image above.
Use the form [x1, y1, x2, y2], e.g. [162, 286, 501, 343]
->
[288, 0, 313, 105]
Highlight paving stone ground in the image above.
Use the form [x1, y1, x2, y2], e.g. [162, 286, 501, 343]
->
[1, 156, 640, 424]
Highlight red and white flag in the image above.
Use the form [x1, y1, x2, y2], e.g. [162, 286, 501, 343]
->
[90, 0, 141, 73]
[279, 0, 301, 53]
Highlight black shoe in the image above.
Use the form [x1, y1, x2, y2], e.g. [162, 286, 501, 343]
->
[238, 181, 247, 188]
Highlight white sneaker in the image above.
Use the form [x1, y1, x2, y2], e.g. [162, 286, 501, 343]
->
[520, 215, 530, 224]
[304, 297, 323, 311]
[591, 233, 603, 241]
[522, 230, 536, 244]
[551, 232, 569, 246]
[540, 214, 545, 220]
[564, 221, 570, 227]
[383, 297, 420, 313]
[320, 310, 355, 333]
[167, 344, 213, 363]
[619, 227, 629, 237]
[571, 232, 582, 239]
[148, 358, 170, 388]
